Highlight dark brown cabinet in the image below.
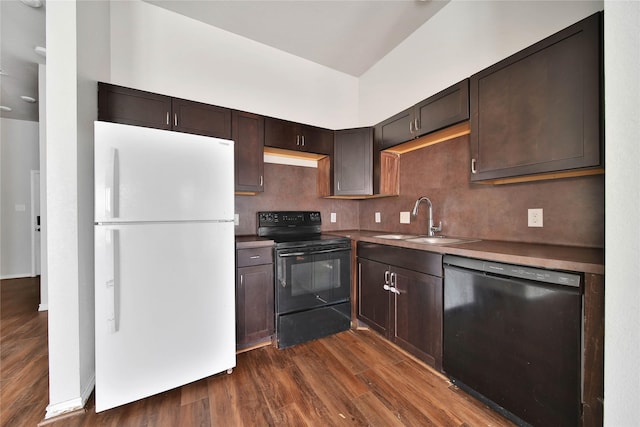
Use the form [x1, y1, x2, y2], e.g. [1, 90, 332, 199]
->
[357, 242, 443, 369]
[236, 246, 274, 350]
[375, 79, 469, 150]
[98, 82, 232, 139]
[264, 117, 333, 155]
[469, 12, 602, 182]
[98, 83, 172, 130]
[171, 98, 231, 139]
[333, 128, 373, 196]
[233, 111, 264, 193]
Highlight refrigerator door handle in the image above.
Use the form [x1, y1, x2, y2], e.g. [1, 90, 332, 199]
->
[105, 229, 119, 333]
[105, 148, 118, 219]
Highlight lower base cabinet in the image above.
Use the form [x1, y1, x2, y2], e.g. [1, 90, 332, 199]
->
[357, 242, 443, 369]
[236, 246, 274, 351]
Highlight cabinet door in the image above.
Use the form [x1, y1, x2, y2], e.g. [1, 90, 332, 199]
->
[172, 98, 231, 139]
[392, 266, 442, 368]
[334, 128, 373, 196]
[301, 125, 334, 155]
[236, 264, 274, 348]
[98, 82, 171, 130]
[264, 117, 300, 151]
[357, 258, 390, 336]
[414, 79, 469, 138]
[374, 107, 414, 151]
[470, 12, 602, 182]
[233, 111, 264, 193]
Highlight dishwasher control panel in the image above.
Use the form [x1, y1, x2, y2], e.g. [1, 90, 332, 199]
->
[444, 255, 581, 288]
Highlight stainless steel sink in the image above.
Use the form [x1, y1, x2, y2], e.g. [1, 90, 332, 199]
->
[405, 236, 477, 245]
[373, 234, 419, 240]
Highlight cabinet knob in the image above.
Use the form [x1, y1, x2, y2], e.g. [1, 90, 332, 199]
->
[471, 158, 477, 174]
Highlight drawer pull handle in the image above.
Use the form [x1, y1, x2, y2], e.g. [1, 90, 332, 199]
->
[250, 255, 261, 259]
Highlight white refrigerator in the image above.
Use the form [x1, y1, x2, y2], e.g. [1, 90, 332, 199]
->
[94, 121, 236, 412]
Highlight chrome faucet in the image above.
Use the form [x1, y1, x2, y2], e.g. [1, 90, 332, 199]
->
[411, 196, 442, 236]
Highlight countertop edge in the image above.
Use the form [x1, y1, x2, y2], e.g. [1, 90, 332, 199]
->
[332, 230, 605, 275]
[235, 235, 275, 249]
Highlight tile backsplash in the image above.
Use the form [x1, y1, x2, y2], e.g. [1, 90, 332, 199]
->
[234, 163, 358, 235]
[359, 136, 604, 248]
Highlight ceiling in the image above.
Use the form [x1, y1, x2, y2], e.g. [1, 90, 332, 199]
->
[0, 0, 446, 123]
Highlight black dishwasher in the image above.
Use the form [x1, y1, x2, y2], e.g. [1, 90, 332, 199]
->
[443, 255, 582, 427]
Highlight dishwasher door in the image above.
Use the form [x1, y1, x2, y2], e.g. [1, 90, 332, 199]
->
[443, 255, 582, 427]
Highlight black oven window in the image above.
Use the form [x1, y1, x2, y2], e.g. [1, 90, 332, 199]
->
[290, 257, 341, 296]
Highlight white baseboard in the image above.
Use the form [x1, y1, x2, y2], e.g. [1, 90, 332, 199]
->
[0, 273, 33, 280]
[44, 375, 95, 419]
[38, 303, 48, 312]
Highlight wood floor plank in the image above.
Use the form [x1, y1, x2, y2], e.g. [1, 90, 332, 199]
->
[289, 343, 371, 425]
[179, 398, 211, 427]
[180, 378, 209, 406]
[353, 391, 406, 427]
[320, 330, 405, 375]
[207, 362, 274, 426]
[356, 366, 443, 426]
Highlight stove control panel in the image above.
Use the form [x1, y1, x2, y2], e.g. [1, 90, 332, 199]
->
[258, 211, 322, 227]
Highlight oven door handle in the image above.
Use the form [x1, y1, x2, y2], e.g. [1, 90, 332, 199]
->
[278, 247, 349, 257]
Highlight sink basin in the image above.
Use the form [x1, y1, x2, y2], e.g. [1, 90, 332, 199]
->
[374, 234, 418, 240]
[405, 236, 476, 245]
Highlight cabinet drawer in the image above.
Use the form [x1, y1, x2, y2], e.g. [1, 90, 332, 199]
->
[237, 247, 273, 267]
[357, 242, 442, 277]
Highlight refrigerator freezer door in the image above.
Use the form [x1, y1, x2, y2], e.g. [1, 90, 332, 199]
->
[95, 121, 234, 223]
[95, 221, 235, 412]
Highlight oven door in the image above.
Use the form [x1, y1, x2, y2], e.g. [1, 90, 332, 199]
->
[275, 243, 351, 314]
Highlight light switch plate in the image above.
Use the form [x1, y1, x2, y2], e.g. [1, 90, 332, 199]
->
[528, 208, 543, 227]
[400, 211, 411, 224]
[234, 214, 239, 226]
[375, 212, 381, 223]
[330, 212, 337, 223]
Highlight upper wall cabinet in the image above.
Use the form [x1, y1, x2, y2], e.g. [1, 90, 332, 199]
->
[233, 111, 265, 193]
[171, 98, 231, 139]
[98, 83, 232, 139]
[469, 12, 603, 183]
[264, 117, 333, 155]
[334, 128, 373, 196]
[98, 83, 172, 130]
[375, 79, 469, 150]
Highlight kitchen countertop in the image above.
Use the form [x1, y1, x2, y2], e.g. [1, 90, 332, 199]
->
[235, 235, 275, 249]
[332, 230, 604, 275]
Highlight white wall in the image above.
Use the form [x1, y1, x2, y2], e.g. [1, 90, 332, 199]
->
[359, 0, 604, 125]
[45, 0, 110, 419]
[109, 0, 359, 130]
[604, 1, 640, 425]
[0, 118, 39, 279]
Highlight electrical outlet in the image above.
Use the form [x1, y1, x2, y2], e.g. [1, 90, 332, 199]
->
[375, 212, 381, 223]
[330, 212, 337, 223]
[400, 211, 411, 224]
[528, 208, 543, 227]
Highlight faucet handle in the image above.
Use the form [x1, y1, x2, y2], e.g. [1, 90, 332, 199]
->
[431, 221, 442, 234]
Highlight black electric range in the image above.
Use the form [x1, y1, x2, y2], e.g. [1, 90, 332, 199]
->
[257, 211, 352, 348]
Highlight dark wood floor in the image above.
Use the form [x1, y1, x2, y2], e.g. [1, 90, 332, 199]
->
[1, 278, 513, 427]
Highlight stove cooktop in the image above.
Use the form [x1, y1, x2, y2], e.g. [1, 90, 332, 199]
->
[256, 211, 350, 247]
